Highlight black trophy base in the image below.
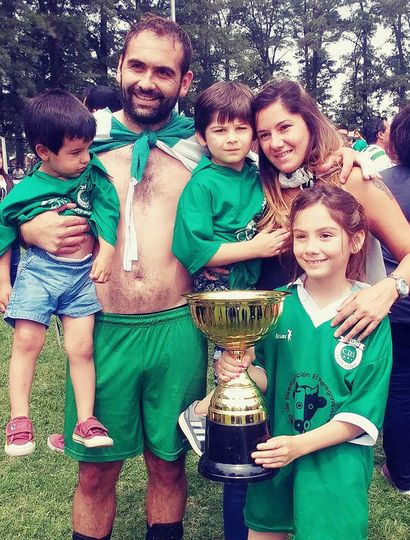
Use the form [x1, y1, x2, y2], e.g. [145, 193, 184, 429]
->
[198, 418, 278, 484]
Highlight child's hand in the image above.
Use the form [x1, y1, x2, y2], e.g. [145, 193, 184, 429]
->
[216, 348, 254, 382]
[251, 435, 303, 468]
[90, 249, 114, 283]
[203, 266, 230, 281]
[91, 241, 115, 283]
[0, 282, 12, 312]
[250, 227, 290, 258]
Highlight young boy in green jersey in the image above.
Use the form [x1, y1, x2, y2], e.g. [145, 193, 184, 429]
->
[173, 81, 289, 540]
[217, 185, 392, 540]
[172, 81, 288, 295]
[0, 89, 120, 456]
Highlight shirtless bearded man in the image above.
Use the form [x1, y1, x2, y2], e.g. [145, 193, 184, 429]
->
[22, 15, 208, 540]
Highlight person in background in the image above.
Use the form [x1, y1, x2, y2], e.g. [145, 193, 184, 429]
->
[361, 116, 393, 172]
[380, 103, 410, 496]
[352, 129, 368, 152]
[83, 85, 122, 113]
[12, 163, 25, 184]
[0, 152, 19, 283]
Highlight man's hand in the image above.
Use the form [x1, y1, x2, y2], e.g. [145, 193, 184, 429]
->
[251, 435, 303, 468]
[20, 203, 89, 255]
[353, 151, 382, 181]
[0, 282, 12, 312]
[316, 147, 381, 184]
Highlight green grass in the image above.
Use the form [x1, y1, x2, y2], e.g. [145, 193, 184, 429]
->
[1, 319, 410, 539]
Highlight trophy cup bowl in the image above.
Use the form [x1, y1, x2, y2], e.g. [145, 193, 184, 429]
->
[184, 290, 289, 483]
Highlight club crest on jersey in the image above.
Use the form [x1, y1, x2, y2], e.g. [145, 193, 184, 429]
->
[334, 337, 364, 370]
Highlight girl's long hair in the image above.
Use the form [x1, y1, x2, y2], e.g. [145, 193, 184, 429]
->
[281, 184, 369, 282]
[252, 80, 343, 229]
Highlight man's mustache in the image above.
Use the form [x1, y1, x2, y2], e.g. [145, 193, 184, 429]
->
[128, 87, 163, 100]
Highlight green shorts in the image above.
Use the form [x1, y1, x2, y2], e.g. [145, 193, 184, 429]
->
[64, 305, 208, 462]
[245, 442, 373, 540]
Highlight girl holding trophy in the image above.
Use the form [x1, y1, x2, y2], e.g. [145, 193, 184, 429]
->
[218, 184, 392, 540]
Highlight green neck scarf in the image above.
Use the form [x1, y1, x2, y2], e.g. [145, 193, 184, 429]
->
[91, 110, 195, 182]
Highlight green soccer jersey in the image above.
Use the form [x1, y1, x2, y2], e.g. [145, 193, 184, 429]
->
[172, 155, 265, 290]
[255, 277, 392, 445]
[0, 154, 120, 257]
[244, 277, 393, 539]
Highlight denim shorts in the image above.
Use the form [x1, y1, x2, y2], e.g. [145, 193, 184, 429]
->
[5, 247, 102, 327]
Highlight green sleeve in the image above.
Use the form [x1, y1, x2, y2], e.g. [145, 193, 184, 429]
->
[0, 186, 24, 255]
[335, 318, 392, 433]
[89, 173, 120, 247]
[0, 221, 18, 256]
[172, 180, 222, 275]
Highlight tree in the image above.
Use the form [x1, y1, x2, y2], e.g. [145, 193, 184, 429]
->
[290, 0, 346, 111]
[374, 0, 410, 107]
[336, 0, 381, 127]
[229, 0, 293, 85]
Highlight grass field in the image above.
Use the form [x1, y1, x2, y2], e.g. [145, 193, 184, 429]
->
[1, 318, 410, 539]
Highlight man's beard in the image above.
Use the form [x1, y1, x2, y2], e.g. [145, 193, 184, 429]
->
[120, 81, 180, 126]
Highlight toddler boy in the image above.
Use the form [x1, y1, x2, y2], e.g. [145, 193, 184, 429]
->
[0, 89, 119, 456]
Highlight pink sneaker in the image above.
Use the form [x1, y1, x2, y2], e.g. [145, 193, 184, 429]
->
[5, 416, 36, 457]
[47, 433, 65, 453]
[72, 417, 114, 448]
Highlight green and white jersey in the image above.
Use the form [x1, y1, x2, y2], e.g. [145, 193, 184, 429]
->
[0, 154, 120, 257]
[255, 277, 392, 446]
[362, 144, 393, 172]
[172, 155, 265, 290]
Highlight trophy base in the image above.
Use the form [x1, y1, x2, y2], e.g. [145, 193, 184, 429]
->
[198, 418, 278, 484]
[198, 454, 277, 484]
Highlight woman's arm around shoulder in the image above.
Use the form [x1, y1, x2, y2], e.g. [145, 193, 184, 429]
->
[344, 166, 410, 268]
[333, 167, 410, 340]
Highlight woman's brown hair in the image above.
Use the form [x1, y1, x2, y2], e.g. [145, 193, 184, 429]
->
[252, 80, 343, 229]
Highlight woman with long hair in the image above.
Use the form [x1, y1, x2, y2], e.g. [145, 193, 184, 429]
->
[254, 79, 410, 341]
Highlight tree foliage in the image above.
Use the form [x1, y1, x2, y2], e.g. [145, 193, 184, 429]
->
[1, 0, 409, 156]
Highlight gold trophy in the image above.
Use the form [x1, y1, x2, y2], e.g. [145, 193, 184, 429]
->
[184, 290, 289, 483]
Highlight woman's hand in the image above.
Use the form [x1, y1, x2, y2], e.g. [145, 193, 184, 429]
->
[216, 349, 254, 382]
[20, 203, 89, 255]
[331, 278, 397, 341]
[251, 435, 303, 468]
